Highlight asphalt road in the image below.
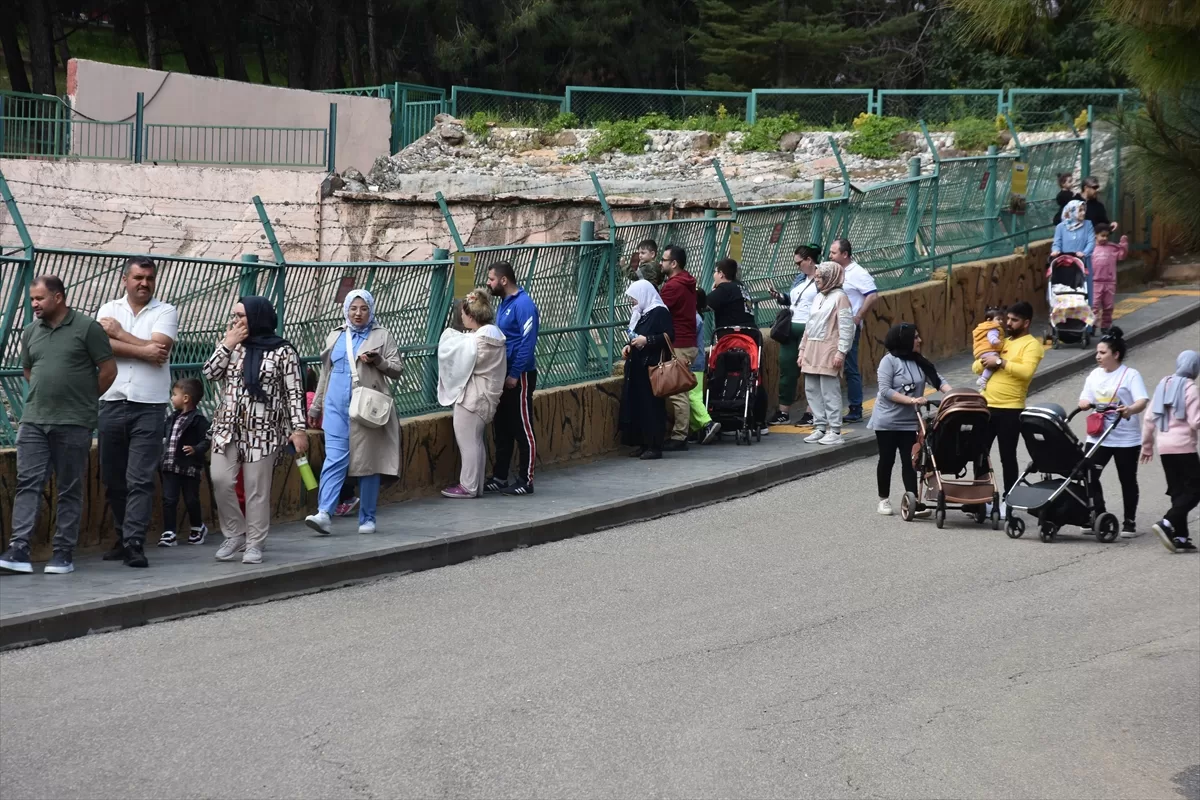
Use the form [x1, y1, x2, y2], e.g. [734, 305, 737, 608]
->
[2, 325, 1197, 800]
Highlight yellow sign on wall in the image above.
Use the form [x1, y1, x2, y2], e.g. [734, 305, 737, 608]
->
[453, 252, 475, 298]
[1010, 161, 1029, 196]
[728, 224, 743, 261]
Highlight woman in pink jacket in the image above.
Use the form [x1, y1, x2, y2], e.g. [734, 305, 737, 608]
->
[1141, 350, 1200, 553]
[797, 261, 855, 446]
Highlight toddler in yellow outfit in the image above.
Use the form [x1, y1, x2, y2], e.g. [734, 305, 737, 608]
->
[974, 306, 1006, 390]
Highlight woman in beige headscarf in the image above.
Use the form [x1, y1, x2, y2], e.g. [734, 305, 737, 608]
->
[797, 261, 855, 446]
[438, 289, 508, 498]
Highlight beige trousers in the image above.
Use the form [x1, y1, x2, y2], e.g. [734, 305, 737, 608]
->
[210, 446, 278, 549]
[453, 405, 487, 496]
[668, 346, 699, 441]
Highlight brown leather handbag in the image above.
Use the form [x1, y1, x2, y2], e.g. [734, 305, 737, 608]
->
[649, 335, 698, 398]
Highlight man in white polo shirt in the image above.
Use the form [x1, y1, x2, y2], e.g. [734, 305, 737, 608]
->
[829, 238, 878, 423]
[96, 256, 178, 568]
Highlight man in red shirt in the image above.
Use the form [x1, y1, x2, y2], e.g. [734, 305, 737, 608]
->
[658, 245, 698, 451]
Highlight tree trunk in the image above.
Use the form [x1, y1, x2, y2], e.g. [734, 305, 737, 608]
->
[256, 31, 272, 85]
[48, 0, 70, 71]
[366, 0, 379, 84]
[776, 0, 787, 87]
[24, 0, 56, 94]
[221, 15, 248, 80]
[286, 2, 313, 88]
[344, 18, 363, 86]
[144, 1, 161, 69]
[0, 2, 31, 93]
[309, 3, 344, 89]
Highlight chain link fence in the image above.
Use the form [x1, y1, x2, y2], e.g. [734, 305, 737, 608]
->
[450, 87, 564, 125]
[750, 90, 871, 129]
[566, 87, 751, 126]
[877, 90, 1005, 126]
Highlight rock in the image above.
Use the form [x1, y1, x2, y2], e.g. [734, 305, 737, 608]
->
[997, 130, 1013, 147]
[551, 130, 578, 147]
[433, 113, 461, 126]
[438, 123, 465, 145]
[343, 179, 368, 193]
[691, 132, 715, 151]
[342, 167, 366, 183]
[892, 131, 924, 152]
[320, 172, 344, 198]
[937, 148, 967, 159]
[778, 132, 803, 153]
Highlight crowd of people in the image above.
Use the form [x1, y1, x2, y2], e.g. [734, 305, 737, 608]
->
[1, 231, 1196, 576]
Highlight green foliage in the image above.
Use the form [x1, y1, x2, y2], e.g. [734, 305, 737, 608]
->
[736, 113, 809, 152]
[586, 120, 651, 158]
[846, 115, 909, 159]
[464, 112, 500, 138]
[947, 117, 1000, 152]
[541, 112, 580, 135]
[633, 108, 748, 136]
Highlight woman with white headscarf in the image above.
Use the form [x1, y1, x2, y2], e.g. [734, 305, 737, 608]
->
[437, 289, 507, 499]
[1050, 199, 1096, 260]
[619, 279, 675, 460]
[1141, 350, 1200, 553]
[305, 289, 403, 535]
[797, 261, 854, 446]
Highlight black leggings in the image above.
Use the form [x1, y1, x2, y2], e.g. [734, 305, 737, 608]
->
[1161, 453, 1200, 540]
[1090, 445, 1140, 524]
[876, 430, 918, 498]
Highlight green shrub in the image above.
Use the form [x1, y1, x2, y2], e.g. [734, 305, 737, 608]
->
[846, 115, 910, 159]
[637, 112, 681, 130]
[947, 117, 999, 152]
[586, 120, 650, 158]
[737, 113, 809, 152]
[541, 112, 579, 136]
[464, 111, 501, 139]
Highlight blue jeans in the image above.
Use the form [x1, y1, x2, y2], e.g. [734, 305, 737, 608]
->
[10, 423, 92, 551]
[317, 430, 380, 524]
[845, 327, 863, 409]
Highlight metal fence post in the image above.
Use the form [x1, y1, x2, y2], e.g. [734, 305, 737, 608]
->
[576, 220, 597, 372]
[746, 91, 757, 124]
[983, 145, 999, 246]
[1080, 104, 1092, 177]
[133, 91, 144, 163]
[422, 247, 452, 405]
[434, 191, 466, 252]
[564, 87, 573, 116]
[713, 159, 738, 215]
[810, 178, 826, 244]
[327, 102, 338, 173]
[904, 157, 921, 264]
[702, 209, 717, 285]
[238, 254, 260, 297]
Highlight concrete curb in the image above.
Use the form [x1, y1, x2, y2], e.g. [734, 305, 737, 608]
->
[3, 301, 1197, 650]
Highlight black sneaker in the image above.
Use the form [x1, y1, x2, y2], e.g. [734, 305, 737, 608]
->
[701, 420, 722, 444]
[123, 540, 149, 568]
[639, 449, 662, 460]
[628, 447, 646, 458]
[795, 411, 814, 427]
[0, 542, 33, 574]
[768, 411, 790, 426]
[102, 540, 126, 560]
[1153, 522, 1178, 553]
[1181, 541, 1198, 553]
[44, 549, 74, 574]
[843, 406, 864, 423]
[1121, 520, 1137, 537]
[499, 481, 534, 496]
[483, 477, 507, 493]
[663, 439, 689, 452]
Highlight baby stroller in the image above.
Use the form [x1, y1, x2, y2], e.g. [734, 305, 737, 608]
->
[900, 390, 1001, 530]
[1046, 254, 1095, 348]
[1003, 403, 1122, 543]
[706, 326, 761, 445]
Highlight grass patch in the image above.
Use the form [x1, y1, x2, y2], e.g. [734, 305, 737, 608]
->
[947, 116, 1001, 152]
[735, 113, 819, 152]
[846, 114, 911, 159]
[586, 119, 650, 158]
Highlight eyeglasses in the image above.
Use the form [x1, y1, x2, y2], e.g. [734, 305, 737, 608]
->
[230, 312, 246, 320]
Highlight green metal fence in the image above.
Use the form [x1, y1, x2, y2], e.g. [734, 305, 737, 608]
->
[1007, 88, 1130, 132]
[876, 89, 1005, 125]
[450, 87, 564, 125]
[749, 89, 872, 128]
[142, 124, 329, 167]
[565, 87, 751, 125]
[837, 162, 938, 290]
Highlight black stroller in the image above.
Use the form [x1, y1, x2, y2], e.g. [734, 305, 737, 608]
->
[705, 327, 761, 445]
[1003, 403, 1122, 543]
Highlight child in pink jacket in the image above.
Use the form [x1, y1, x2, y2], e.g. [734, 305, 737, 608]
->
[1090, 222, 1128, 333]
[1141, 350, 1200, 553]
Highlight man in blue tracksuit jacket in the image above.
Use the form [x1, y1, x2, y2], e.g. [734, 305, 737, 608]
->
[486, 261, 540, 495]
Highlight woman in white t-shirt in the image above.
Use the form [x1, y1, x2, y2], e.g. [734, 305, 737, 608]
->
[1077, 327, 1149, 536]
[767, 243, 821, 426]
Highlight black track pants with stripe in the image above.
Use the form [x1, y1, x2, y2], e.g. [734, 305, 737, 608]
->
[493, 370, 537, 485]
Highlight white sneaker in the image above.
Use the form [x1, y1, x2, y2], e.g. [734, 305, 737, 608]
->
[804, 429, 826, 443]
[215, 535, 246, 561]
[305, 511, 333, 536]
[759, 427, 770, 436]
[818, 431, 843, 446]
[358, 521, 376, 535]
[877, 498, 894, 516]
[241, 546, 263, 564]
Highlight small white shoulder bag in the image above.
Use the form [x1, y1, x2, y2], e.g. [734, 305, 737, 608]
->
[345, 329, 393, 429]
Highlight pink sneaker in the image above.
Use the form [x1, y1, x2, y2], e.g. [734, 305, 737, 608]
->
[441, 484, 476, 499]
[334, 497, 359, 517]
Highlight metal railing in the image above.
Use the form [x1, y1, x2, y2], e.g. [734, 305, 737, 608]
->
[450, 86, 565, 124]
[565, 87, 751, 125]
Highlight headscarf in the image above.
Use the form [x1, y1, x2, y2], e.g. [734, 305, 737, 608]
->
[814, 261, 845, 294]
[343, 288, 376, 333]
[1062, 199, 1085, 231]
[625, 279, 667, 333]
[238, 296, 289, 402]
[883, 322, 942, 389]
[1150, 350, 1200, 432]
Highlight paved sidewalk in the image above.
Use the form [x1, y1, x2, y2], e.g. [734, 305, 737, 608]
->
[2, 288, 1197, 648]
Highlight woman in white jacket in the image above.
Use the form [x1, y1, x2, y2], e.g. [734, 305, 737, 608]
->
[438, 289, 508, 498]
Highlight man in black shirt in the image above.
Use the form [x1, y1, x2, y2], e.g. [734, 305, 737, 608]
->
[708, 258, 757, 330]
[1081, 176, 1117, 231]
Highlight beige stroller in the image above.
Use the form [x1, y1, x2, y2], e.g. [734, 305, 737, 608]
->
[900, 390, 1002, 529]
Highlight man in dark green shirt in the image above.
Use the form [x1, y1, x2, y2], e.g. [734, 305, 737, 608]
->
[0, 276, 116, 576]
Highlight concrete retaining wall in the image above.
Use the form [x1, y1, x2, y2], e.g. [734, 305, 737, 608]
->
[0, 242, 1050, 560]
[67, 59, 390, 176]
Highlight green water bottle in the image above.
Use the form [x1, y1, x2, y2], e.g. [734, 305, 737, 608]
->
[296, 456, 318, 491]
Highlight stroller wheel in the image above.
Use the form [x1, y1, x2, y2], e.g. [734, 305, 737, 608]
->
[900, 492, 917, 522]
[991, 509, 1001, 530]
[1094, 512, 1120, 543]
[1040, 523, 1058, 543]
[973, 508, 986, 525]
[1005, 517, 1025, 539]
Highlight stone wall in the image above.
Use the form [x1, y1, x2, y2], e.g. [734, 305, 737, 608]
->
[0, 242, 1050, 561]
